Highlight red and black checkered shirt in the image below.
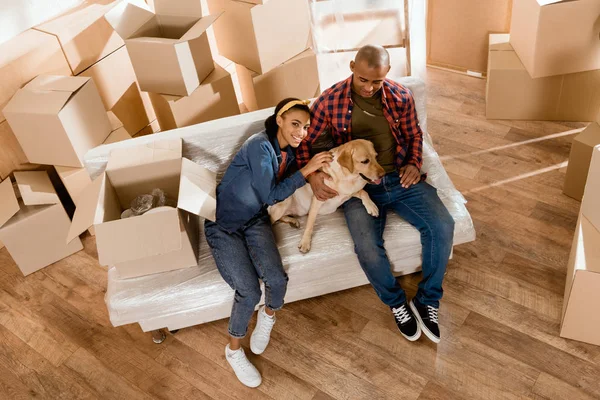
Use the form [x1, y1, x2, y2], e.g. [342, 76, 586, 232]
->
[296, 76, 424, 171]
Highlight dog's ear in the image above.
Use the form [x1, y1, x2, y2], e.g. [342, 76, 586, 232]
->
[337, 147, 354, 173]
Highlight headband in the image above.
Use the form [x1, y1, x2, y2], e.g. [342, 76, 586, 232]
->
[276, 99, 311, 117]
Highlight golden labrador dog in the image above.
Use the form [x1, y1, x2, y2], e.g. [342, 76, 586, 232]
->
[269, 139, 386, 253]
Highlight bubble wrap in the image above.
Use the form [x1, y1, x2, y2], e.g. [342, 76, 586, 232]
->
[83, 77, 476, 331]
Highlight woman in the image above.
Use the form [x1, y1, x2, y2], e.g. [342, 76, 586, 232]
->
[204, 98, 332, 388]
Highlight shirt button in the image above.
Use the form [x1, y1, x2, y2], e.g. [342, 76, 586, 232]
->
[343, 127, 347, 131]
[395, 119, 399, 123]
[348, 110, 352, 114]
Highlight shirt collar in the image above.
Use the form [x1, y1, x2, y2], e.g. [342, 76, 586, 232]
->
[344, 75, 389, 107]
[270, 133, 295, 162]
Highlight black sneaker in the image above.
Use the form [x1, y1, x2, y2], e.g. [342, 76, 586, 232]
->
[410, 299, 440, 343]
[390, 302, 421, 341]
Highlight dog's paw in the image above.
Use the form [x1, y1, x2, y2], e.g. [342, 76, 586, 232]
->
[298, 238, 312, 253]
[364, 201, 379, 217]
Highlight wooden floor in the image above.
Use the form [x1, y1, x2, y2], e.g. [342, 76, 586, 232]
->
[1, 67, 598, 400]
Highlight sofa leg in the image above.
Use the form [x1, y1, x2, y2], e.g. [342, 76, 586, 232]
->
[151, 329, 166, 344]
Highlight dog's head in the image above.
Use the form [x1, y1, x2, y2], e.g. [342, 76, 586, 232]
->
[337, 139, 386, 184]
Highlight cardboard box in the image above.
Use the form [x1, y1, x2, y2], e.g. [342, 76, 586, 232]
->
[113, 209, 200, 278]
[560, 215, 600, 346]
[312, 0, 405, 53]
[563, 123, 600, 201]
[68, 139, 216, 268]
[207, 0, 311, 74]
[510, 0, 600, 78]
[34, 0, 125, 75]
[0, 122, 39, 180]
[582, 145, 600, 231]
[3, 75, 112, 168]
[0, 29, 72, 123]
[150, 64, 239, 131]
[79, 46, 156, 136]
[486, 34, 600, 121]
[237, 49, 319, 112]
[427, 0, 512, 74]
[105, 0, 219, 96]
[0, 173, 83, 276]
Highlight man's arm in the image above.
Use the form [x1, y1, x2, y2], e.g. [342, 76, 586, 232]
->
[399, 89, 424, 170]
[296, 94, 330, 169]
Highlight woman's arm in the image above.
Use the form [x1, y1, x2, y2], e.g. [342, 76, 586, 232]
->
[248, 141, 306, 206]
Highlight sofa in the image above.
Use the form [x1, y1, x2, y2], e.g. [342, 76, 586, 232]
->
[83, 77, 476, 333]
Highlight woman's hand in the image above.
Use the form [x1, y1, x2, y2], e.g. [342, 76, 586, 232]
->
[300, 152, 333, 178]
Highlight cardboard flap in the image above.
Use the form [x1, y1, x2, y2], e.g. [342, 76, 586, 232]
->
[67, 176, 105, 242]
[105, 0, 155, 39]
[575, 216, 600, 273]
[107, 138, 183, 171]
[178, 13, 222, 42]
[178, 158, 217, 221]
[152, 0, 203, 18]
[3, 88, 73, 115]
[25, 75, 89, 93]
[538, 0, 574, 6]
[0, 179, 20, 228]
[489, 34, 513, 51]
[14, 171, 60, 206]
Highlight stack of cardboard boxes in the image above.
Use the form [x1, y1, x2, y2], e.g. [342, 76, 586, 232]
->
[105, 0, 240, 131]
[208, 0, 319, 111]
[0, 74, 134, 276]
[561, 144, 600, 346]
[486, 0, 600, 122]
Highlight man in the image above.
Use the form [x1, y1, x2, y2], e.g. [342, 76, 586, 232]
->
[296, 45, 454, 343]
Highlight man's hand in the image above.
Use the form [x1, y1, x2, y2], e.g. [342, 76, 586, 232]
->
[308, 171, 338, 201]
[399, 165, 421, 188]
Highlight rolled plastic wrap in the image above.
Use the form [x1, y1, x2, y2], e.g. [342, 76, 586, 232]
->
[85, 78, 475, 330]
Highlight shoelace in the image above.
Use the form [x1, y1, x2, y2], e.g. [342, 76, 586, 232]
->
[392, 305, 412, 324]
[230, 349, 251, 371]
[427, 306, 439, 324]
[256, 314, 276, 339]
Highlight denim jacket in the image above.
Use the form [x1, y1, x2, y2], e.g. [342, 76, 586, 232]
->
[215, 130, 307, 232]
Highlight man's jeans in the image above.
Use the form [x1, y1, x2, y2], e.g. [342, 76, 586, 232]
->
[205, 213, 288, 338]
[342, 172, 455, 308]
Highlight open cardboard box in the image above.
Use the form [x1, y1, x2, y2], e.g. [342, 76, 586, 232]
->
[67, 138, 216, 270]
[3, 75, 112, 168]
[0, 172, 83, 276]
[105, 0, 219, 96]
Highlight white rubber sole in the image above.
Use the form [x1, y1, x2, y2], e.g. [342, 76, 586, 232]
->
[250, 332, 267, 355]
[410, 300, 441, 344]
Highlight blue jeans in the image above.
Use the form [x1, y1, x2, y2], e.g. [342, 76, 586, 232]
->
[204, 213, 288, 338]
[343, 172, 455, 308]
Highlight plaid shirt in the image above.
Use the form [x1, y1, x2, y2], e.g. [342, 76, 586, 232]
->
[297, 76, 424, 171]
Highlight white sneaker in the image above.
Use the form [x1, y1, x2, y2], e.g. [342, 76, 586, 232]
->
[225, 345, 262, 388]
[250, 306, 276, 355]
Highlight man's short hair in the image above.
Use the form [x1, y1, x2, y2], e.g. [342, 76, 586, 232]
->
[355, 45, 390, 68]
